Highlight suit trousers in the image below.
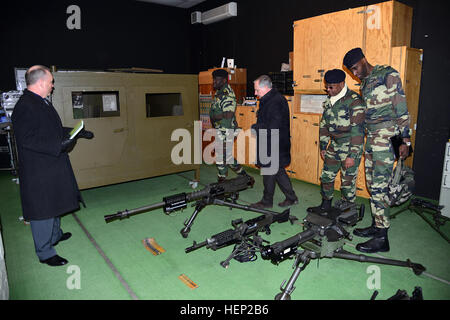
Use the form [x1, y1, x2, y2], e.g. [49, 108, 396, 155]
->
[30, 216, 63, 261]
[262, 167, 297, 205]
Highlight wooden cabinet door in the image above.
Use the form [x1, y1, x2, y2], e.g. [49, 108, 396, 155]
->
[293, 16, 322, 91]
[235, 106, 257, 168]
[321, 7, 365, 92]
[290, 114, 320, 184]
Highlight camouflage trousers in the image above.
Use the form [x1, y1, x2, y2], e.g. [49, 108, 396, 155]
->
[215, 129, 244, 179]
[365, 128, 396, 229]
[320, 140, 361, 202]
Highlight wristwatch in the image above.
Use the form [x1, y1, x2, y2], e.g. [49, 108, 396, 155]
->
[404, 141, 411, 146]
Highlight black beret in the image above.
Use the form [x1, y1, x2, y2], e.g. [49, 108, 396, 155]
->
[212, 69, 228, 79]
[343, 47, 365, 69]
[324, 69, 346, 84]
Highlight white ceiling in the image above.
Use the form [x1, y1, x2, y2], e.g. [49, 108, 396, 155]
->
[136, 0, 207, 9]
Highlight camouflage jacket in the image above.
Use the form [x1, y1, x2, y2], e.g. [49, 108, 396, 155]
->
[209, 84, 238, 130]
[319, 87, 366, 159]
[360, 65, 411, 138]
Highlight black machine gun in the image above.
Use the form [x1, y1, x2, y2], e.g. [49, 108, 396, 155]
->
[261, 203, 426, 300]
[105, 175, 263, 238]
[185, 208, 295, 268]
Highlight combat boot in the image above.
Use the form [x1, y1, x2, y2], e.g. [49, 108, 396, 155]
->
[353, 218, 378, 238]
[307, 199, 332, 214]
[356, 228, 390, 253]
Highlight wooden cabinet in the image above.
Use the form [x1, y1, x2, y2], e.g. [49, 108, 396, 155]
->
[293, 16, 323, 91]
[288, 113, 321, 184]
[390, 46, 423, 168]
[293, 1, 413, 92]
[235, 105, 258, 168]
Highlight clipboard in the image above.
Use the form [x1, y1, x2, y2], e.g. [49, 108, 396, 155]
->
[69, 120, 84, 140]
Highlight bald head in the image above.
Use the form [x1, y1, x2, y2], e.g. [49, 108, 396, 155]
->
[26, 65, 54, 98]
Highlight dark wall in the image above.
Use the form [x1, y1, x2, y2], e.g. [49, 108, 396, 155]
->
[0, 0, 194, 90]
[0, 0, 447, 200]
[190, 0, 449, 201]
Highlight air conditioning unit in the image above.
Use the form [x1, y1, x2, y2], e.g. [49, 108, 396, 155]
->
[191, 11, 202, 24]
[201, 2, 237, 25]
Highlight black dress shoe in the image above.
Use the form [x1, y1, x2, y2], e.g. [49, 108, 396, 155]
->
[40, 255, 68, 267]
[53, 232, 72, 246]
[278, 198, 299, 207]
[250, 201, 273, 209]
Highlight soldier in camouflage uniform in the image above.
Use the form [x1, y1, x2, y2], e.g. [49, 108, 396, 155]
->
[344, 48, 412, 253]
[307, 69, 365, 214]
[209, 69, 248, 182]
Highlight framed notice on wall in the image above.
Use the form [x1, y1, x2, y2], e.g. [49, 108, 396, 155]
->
[300, 94, 327, 114]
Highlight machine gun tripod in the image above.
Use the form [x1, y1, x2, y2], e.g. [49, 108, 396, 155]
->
[261, 203, 426, 300]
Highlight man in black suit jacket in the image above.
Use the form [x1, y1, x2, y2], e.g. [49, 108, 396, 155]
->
[250, 75, 298, 209]
[12, 65, 93, 266]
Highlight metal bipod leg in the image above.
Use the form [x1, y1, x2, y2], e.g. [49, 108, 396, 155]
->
[275, 250, 313, 300]
[180, 201, 206, 238]
[332, 248, 426, 275]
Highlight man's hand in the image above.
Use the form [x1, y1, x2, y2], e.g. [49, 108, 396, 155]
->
[344, 157, 355, 169]
[78, 128, 94, 139]
[61, 138, 76, 153]
[320, 150, 326, 161]
[399, 138, 411, 159]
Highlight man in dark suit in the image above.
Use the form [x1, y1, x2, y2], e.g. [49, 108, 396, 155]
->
[250, 75, 298, 209]
[12, 65, 93, 266]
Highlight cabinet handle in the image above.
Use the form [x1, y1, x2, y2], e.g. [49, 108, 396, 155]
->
[314, 79, 321, 82]
[303, 75, 311, 78]
[317, 69, 325, 73]
[239, 113, 244, 116]
[251, 110, 255, 113]
[292, 116, 297, 119]
[313, 123, 319, 126]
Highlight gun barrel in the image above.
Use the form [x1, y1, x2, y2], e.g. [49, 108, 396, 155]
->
[185, 240, 208, 253]
[104, 201, 165, 222]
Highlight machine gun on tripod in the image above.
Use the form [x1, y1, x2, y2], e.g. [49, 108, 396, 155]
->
[185, 208, 296, 268]
[260, 203, 426, 300]
[105, 174, 275, 238]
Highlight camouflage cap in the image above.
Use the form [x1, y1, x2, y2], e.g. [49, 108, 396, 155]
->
[343, 48, 365, 69]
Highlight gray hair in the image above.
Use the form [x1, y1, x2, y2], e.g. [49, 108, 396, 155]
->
[254, 75, 272, 89]
[25, 65, 51, 86]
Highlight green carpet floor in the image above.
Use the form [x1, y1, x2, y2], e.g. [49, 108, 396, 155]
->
[1, 165, 449, 300]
